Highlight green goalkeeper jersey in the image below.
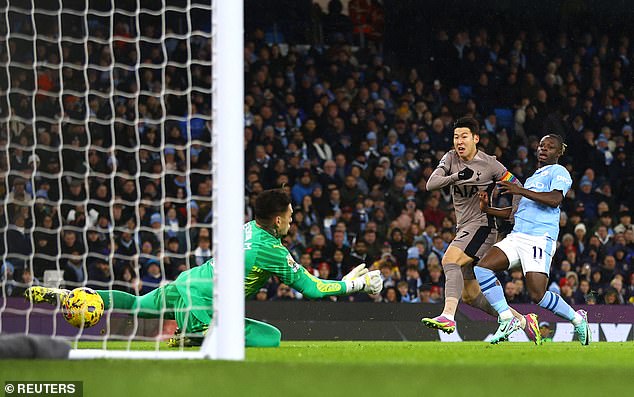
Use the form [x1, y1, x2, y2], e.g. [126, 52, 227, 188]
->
[171, 220, 349, 324]
[243, 220, 347, 297]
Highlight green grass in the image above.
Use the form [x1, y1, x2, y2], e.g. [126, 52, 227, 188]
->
[1, 342, 633, 397]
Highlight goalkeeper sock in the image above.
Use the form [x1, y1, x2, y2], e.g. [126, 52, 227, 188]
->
[97, 290, 137, 310]
[474, 266, 510, 317]
[442, 263, 463, 318]
[538, 291, 576, 322]
[97, 290, 161, 319]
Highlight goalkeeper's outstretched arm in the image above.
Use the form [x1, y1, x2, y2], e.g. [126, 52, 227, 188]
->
[290, 264, 382, 299]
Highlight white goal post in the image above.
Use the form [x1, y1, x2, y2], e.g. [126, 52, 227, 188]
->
[204, 0, 245, 362]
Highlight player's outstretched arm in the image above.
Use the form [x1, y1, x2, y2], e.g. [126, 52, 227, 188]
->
[497, 181, 563, 208]
[290, 266, 382, 299]
[426, 166, 473, 190]
[478, 191, 513, 219]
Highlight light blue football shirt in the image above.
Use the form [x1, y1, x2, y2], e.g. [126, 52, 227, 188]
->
[512, 164, 572, 240]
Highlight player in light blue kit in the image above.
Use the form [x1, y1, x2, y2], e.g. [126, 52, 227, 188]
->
[475, 134, 590, 345]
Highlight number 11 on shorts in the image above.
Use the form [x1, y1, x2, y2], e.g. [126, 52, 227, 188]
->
[532, 246, 543, 259]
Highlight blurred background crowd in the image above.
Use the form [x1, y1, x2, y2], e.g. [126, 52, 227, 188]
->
[1, 0, 633, 306]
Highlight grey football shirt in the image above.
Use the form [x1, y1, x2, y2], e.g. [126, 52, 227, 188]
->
[432, 150, 509, 229]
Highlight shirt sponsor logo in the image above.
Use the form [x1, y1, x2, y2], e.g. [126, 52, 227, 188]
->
[453, 185, 480, 198]
[526, 181, 545, 189]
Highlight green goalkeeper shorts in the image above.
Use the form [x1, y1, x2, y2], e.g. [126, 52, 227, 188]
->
[148, 283, 209, 334]
[144, 285, 281, 346]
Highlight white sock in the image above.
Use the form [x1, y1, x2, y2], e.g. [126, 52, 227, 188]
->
[442, 313, 455, 321]
[499, 310, 513, 320]
[571, 312, 583, 326]
[518, 315, 527, 329]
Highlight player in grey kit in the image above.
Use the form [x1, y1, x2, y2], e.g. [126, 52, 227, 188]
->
[421, 117, 539, 343]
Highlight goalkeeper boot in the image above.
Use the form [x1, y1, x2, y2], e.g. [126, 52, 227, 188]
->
[167, 327, 208, 348]
[523, 313, 543, 346]
[421, 315, 456, 334]
[24, 286, 70, 305]
[489, 316, 520, 344]
[573, 310, 591, 346]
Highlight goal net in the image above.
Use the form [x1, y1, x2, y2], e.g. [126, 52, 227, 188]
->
[0, 0, 244, 359]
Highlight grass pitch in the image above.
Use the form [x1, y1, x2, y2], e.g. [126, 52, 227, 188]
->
[1, 341, 633, 397]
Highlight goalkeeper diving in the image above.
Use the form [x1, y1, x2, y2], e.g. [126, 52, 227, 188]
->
[25, 189, 383, 347]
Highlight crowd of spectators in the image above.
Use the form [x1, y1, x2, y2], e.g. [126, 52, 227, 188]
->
[1, 1, 634, 307]
[242, 1, 634, 305]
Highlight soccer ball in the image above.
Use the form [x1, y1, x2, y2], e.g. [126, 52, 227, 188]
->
[62, 287, 104, 328]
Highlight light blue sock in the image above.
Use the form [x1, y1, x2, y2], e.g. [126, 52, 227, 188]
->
[474, 266, 510, 316]
[538, 291, 576, 321]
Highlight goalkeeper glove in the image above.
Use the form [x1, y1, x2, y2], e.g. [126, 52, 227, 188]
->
[345, 270, 383, 295]
[342, 263, 369, 281]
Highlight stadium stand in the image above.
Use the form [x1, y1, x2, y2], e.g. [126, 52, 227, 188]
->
[2, 0, 633, 307]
